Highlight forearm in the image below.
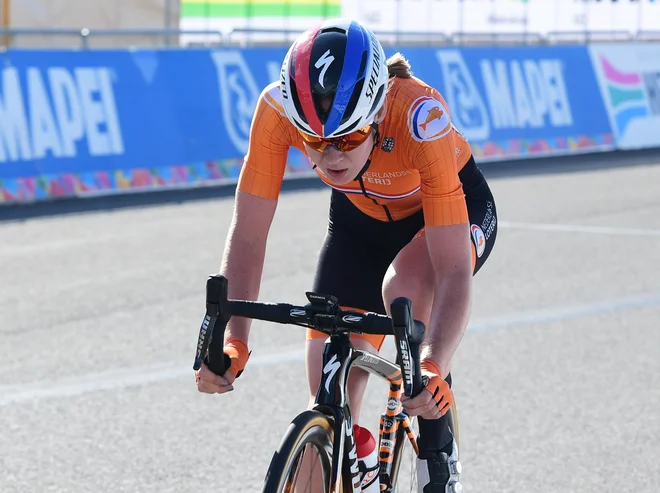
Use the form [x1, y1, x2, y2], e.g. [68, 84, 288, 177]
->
[219, 226, 268, 344]
[421, 272, 472, 378]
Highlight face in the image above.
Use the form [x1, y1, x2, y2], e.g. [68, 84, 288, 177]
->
[300, 99, 388, 185]
[302, 129, 376, 185]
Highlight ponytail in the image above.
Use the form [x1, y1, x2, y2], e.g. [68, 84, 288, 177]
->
[386, 52, 412, 78]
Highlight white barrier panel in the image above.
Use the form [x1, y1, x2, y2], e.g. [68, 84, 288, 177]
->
[589, 42, 660, 150]
[343, 0, 654, 35]
[181, 0, 660, 45]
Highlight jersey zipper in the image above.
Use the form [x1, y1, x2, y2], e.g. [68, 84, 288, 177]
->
[351, 123, 394, 222]
[357, 175, 394, 222]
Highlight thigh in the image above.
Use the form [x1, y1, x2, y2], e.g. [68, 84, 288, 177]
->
[311, 224, 391, 350]
[313, 227, 388, 313]
[382, 192, 499, 323]
[382, 233, 435, 325]
[311, 190, 423, 350]
[312, 190, 420, 314]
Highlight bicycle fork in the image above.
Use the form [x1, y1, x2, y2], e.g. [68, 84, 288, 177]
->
[378, 383, 419, 492]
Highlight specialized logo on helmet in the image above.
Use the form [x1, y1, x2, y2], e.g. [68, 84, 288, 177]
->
[365, 32, 382, 101]
[314, 50, 335, 89]
[408, 96, 452, 142]
[471, 224, 486, 258]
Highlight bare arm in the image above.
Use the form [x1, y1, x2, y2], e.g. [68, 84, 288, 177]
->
[423, 223, 473, 378]
[220, 189, 278, 345]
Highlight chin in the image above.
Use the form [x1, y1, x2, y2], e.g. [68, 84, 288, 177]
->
[327, 173, 354, 186]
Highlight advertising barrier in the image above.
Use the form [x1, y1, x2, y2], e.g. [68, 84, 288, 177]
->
[0, 43, 656, 205]
[401, 46, 614, 160]
[588, 43, 660, 150]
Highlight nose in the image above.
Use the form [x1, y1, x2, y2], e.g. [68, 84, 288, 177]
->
[323, 146, 344, 165]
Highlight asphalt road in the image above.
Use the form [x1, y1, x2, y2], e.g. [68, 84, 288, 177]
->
[2, 149, 659, 493]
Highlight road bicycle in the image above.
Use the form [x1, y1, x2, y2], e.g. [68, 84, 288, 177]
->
[193, 274, 459, 493]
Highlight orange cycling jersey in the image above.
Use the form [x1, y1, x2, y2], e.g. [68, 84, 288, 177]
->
[237, 76, 473, 227]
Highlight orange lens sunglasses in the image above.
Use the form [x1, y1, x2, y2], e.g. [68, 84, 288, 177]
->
[298, 124, 373, 153]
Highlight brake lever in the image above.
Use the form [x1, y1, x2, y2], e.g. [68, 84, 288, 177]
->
[192, 275, 230, 374]
[390, 298, 427, 397]
[390, 298, 416, 397]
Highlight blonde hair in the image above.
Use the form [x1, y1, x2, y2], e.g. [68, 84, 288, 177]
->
[387, 52, 412, 78]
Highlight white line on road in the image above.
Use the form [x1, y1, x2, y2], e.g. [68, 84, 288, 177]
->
[2, 291, 660, 407]
[469, 291, 660, 331]
[500, 221, 660, 237]
[0, 349, 307, 407]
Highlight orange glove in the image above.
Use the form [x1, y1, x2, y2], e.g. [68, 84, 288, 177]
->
[421, 359, 454, 417]
[223, 337, 251, 378]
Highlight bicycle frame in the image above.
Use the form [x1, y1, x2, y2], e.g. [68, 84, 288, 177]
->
[312, 332, 418, 493]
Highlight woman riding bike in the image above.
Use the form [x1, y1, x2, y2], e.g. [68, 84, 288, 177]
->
[195, 18, 498, 492]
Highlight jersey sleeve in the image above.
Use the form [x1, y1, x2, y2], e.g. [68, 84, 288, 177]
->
[236, 87, 294, 201]
[406, 93, 469, 227]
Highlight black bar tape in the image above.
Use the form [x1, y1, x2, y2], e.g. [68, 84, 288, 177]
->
[229, 300, 296, 325]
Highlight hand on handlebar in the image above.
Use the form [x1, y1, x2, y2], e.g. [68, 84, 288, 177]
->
[400, 359, 453, 419]
[195, 363, 236, 394]
[195, 338, 250, 394]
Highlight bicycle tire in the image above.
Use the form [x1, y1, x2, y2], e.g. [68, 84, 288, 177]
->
[262, 410, 335, 493]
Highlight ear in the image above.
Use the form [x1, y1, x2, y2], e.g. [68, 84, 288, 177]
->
[374, 97, 388, 124]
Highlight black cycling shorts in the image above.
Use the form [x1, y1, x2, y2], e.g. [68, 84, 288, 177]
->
[312, 156, 498, 317]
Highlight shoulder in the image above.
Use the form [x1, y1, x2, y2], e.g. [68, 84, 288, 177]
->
[386, 77, 452, 143]
[247, 81, 300, 151]
[252, 81, 298, 143]
[258, 80, 288, 118]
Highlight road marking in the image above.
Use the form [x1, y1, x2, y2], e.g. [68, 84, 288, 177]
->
[0, 349, 306, 407]
[0, 233, 139, 256]
[469, 291, 660, 331]
[2, 291, 660, 406]
[500, 221, 660, 237]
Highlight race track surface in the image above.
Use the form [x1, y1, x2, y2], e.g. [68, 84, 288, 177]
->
[2, 149, 659, 492]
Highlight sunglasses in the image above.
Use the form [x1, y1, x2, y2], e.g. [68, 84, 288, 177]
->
[298, 124, 374, 153]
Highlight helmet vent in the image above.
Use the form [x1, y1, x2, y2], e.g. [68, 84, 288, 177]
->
[367, 84, 385, 119]
[289, 78, 309, 125]
[357, 50, 368, 80]
[339, 78, 365, 126]
[319, 27, 346, 34]
[340, 118, 363, 134]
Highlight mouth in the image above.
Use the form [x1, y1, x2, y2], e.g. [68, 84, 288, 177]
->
[326, 168, 349, 179]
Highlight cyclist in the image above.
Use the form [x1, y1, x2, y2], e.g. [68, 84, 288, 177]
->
[195, 18, 498, 492]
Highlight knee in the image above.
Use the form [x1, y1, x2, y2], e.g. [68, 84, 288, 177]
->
[382, 264, 434, 320]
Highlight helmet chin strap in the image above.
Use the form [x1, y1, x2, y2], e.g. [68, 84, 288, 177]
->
[353, 122, 380, 181]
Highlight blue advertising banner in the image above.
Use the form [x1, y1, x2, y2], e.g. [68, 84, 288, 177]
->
[403, 45, 615, 159]
[0, 44, 614, 203]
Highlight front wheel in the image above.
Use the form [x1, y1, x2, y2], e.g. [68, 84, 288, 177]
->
[262, 410, 335, 493]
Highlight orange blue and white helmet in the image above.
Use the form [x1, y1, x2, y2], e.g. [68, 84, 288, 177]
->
[280, 18, 389, 139]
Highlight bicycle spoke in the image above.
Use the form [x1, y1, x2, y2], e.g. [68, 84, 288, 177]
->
[283, 443, 326, 493]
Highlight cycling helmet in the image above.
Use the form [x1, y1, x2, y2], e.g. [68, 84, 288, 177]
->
[280, 18, 388, 139]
